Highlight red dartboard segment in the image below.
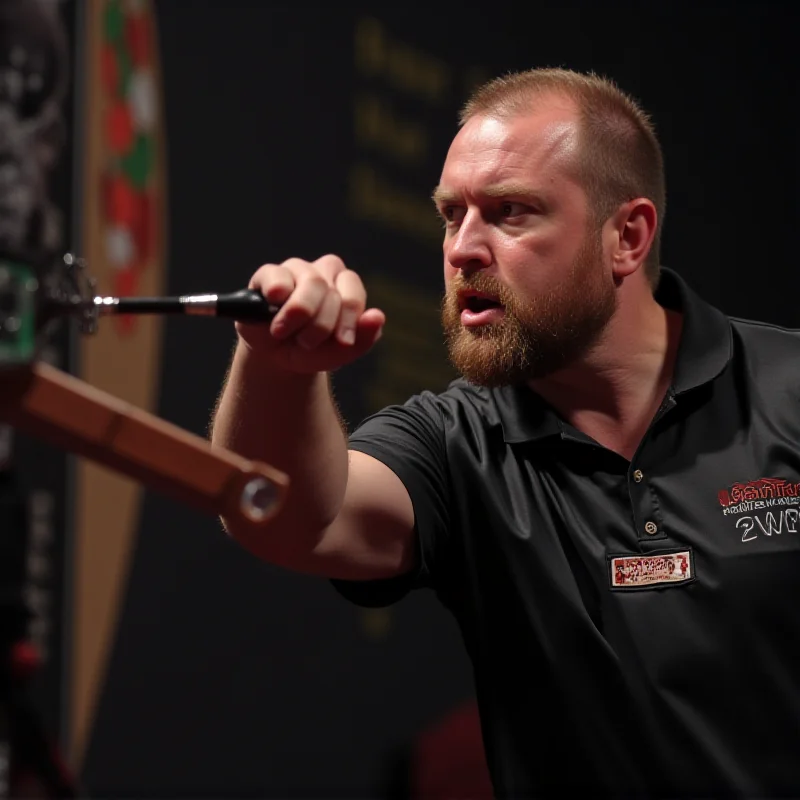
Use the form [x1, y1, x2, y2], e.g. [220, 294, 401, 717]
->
[105, 174, 139, 228]
[98, 0, 161, 334]
[105, 100, 134, 154]
[124, 13, 151, 67]
[100, 42, 118, 95]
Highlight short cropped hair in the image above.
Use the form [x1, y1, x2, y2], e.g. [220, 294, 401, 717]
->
[460, 68, 666, 287]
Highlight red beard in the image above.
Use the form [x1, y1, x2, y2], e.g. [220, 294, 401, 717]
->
[441, 233, 616, 387]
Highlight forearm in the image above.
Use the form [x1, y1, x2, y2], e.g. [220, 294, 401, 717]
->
[210, 339, 349, 556]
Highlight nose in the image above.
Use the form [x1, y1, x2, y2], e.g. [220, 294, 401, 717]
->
[445, 209, 491, 274]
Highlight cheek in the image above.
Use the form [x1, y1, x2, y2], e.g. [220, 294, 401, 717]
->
[520, 227, 575, 263]
[498, 241, 577, 297]
[505, 228, 588, 282]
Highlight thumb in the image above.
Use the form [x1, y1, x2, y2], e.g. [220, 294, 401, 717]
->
[305, 308, 385, 368]
[350, 308, 385, 355]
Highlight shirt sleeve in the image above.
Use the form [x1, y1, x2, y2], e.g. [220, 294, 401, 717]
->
[329, 391, 450, 608]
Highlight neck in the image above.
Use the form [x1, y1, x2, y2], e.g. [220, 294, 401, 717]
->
[529, 284, 683, 461]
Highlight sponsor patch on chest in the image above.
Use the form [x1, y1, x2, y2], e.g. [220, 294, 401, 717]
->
[717, 476, 800, 544]
[608, 549, 694, 590]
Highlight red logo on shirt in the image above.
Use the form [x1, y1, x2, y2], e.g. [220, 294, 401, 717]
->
[717, 477, 800, 508]
[717, 475, 800, 543]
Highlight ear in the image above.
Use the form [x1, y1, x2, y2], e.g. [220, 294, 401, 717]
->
[605, 198, 657, 280]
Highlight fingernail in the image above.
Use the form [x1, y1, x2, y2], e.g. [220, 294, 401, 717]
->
[339, 311, 357, 345]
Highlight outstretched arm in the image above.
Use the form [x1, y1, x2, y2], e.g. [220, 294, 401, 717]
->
[210, 255, 415, 580]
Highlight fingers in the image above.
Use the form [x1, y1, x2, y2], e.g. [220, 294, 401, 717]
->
[249, 264, 296, 305]
[335, 268, 367, 345]
[249, 255, 342, 301]
[314, 254, 348, 285]
[295, 290, 342, 350]
[282, 307, 385, 373]
[270, 262, 330, 340]
[249, 255, 368, 349]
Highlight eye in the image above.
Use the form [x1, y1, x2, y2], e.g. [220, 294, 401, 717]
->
[500, 201, 527, 217]
[440, 205, 465, 226]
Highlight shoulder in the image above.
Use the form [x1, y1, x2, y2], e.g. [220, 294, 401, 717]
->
[405, 379, 502, 432]
[731, 315, 800, 344]
[728, 316, 800, 405]
[352, 379, 504, 448]
[730, 315, 800, 366]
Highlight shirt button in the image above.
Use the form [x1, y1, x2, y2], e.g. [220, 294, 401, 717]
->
[644, 521, 658, 535]
[633, 469, 644, 483]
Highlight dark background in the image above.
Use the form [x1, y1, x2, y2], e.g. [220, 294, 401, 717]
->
[64, 2, 799, 797]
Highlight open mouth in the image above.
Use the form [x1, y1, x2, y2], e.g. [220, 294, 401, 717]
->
[459, 293, 503, 313]
[458, 292, 505, 326]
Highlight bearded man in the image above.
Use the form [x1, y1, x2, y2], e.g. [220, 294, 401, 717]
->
[211, 68, 800, 797]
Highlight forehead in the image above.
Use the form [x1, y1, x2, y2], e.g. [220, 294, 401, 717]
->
[439, 103, 582, 195]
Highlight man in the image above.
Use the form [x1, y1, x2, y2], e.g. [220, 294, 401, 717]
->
[211, 68, 800, 797]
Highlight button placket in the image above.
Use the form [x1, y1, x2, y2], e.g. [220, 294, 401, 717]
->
[629, 463, 664, 541]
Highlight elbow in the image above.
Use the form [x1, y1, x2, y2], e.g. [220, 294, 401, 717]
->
[218, 511, 330, 575]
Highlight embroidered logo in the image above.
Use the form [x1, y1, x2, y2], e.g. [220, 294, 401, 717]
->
[718, 477, 800, 510]
[609, 550, 692, 590]
[716, 476, 800, 543]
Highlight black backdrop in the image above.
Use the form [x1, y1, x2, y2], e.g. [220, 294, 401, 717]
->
[80, 3, 799, 797]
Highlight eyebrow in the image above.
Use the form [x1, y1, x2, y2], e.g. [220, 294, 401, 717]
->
[431, 182, 546, 206]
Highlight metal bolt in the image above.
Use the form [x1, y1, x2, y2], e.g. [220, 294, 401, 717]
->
[240, 477, 279, 522]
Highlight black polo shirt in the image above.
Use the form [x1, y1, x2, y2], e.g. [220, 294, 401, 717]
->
[333, 268, 800, 798]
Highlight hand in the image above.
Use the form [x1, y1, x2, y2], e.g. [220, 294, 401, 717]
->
[236, 254, 385, 374]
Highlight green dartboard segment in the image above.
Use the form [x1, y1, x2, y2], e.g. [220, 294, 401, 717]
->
[0, 260, 38, 367]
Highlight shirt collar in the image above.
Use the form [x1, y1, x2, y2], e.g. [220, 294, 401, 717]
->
[492, 267, 733, 444]
[658, 267, 732, 395]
